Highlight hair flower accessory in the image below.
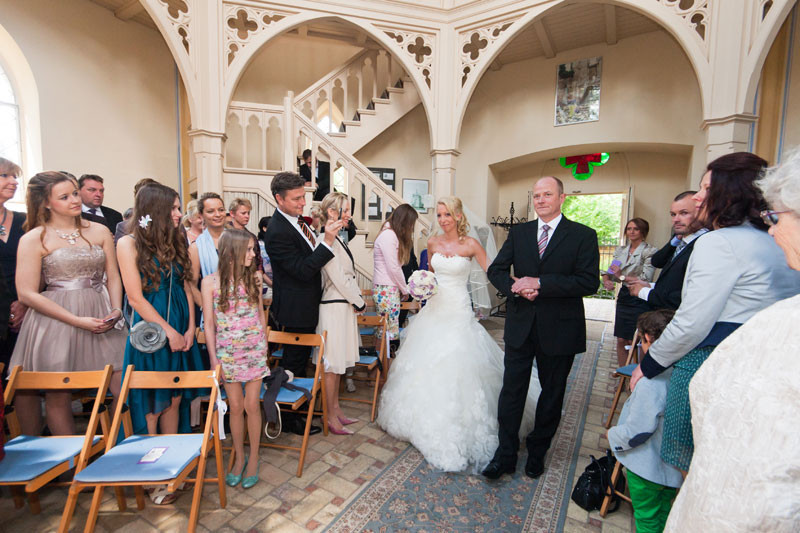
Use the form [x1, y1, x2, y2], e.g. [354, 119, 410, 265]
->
[138, 214, 152, 229]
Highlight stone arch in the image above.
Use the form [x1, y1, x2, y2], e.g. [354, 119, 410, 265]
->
[454, 0, 712, 147]
[138, 0, 199, 127]
[740, 0, 797, 113]
[223, 13, 436, 148]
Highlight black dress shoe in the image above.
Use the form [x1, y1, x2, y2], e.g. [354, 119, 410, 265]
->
[285, 417, 322, 436]
[524, 455, 544, 478]
[481, 459, 515, 480]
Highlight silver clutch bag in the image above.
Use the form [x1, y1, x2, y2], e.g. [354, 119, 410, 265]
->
[130, 267, 172, 353]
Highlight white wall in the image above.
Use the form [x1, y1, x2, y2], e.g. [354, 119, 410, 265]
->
[456, 30, 705, 224]
[233, 35, 363, 104]
[0, 0, 179, 213]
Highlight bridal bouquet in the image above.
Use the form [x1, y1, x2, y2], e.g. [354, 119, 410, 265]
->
[408, 270, 438, 301]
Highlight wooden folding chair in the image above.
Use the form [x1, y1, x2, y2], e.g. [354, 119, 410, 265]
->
[61, 366, 226, 533]
[256, 330, 328, 477]
[605, 330, 640, 429]
[342, 315, 389, 422]
[1, 365, 114, 516]
[599, 460, 631, 517]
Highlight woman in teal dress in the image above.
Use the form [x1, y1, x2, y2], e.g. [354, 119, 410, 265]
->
[117, 183, 205, 438]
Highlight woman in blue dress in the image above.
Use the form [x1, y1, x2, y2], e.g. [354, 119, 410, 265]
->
[117, 183, 205, 443]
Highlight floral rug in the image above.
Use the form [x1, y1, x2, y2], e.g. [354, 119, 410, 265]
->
[325, 339, 602, 533]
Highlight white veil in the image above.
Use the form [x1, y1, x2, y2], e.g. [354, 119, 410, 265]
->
[430, 203, 498, 315]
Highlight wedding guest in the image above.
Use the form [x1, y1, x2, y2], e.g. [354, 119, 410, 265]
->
[202, 229, 268, 489]
[315, 192, 366, 434]
[663, 148, 800, 533]
[608, 309, 682, 533]
[189, 192, 226, 307]
[602, 218, 657, 366]
[12, 172, 126, 436]
[78, 174, 123, 234]
[0, 159, 26, 377]
[256, 216, 274, 297]
[114, 178, 158, 243]
[630, 152, 800, 476]
[229, 198, 263, 273]
[183, 199, 203, 244]
[310, 205, 323, 235]
[113, 208, 133, 244]
[372, 204, 418, 342]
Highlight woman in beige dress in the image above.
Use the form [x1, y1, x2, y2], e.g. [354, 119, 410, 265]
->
[315, 192, 366, 435]
[11, 172, 126, 436]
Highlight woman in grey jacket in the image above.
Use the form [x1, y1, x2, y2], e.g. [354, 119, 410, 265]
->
[629, 152, 800, 474]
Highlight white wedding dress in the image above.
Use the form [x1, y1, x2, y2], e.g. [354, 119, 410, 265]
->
[377, 253, 541, 472]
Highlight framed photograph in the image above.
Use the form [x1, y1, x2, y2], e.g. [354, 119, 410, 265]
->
[403, 179, 429, 213]
[365, 168, 396, 220]
[555, 56, 602, 126]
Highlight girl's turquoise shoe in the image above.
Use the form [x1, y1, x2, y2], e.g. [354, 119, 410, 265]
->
[225, 457, 248, 487]
[242, 459, 260, 489]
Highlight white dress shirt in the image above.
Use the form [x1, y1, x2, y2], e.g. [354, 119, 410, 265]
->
[637, 229, 706, 302]
[537, 213, 562, 252]
[276, 208, 331, 252]
[82, 204, 104, 218]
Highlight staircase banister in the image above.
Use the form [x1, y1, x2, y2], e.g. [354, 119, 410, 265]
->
[294, 49, 373, 106]
[229, 101, 285, 113]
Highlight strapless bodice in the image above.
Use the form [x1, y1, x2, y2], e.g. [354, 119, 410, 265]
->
[429, 253, 472, 312]
[42, 245, 106, 290]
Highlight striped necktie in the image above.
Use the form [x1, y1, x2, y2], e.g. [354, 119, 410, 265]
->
[538, 224, 550, 257]
[298, 218, 316, 244]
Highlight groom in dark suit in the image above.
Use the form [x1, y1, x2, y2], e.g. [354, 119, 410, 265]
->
[484, 176, 599, 479]
[264, 171, 342, 434]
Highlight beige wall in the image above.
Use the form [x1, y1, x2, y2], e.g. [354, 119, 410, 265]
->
[0, 0, 179, 213]
[495, 151, 692, 249]
[781, 10, 800, 159]
[232, 36, 363, 104]
[457, 30, 705, 224]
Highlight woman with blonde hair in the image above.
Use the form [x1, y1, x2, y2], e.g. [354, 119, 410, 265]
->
[0, 158, 26, 376]
[182, 199, 203, 244]
[377, 196, 540, 472]
[372, 203, 418, 341]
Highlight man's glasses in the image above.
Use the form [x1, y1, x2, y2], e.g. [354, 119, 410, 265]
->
[760, 210, 790, 226]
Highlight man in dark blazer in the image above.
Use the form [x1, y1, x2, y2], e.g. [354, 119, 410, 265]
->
[78, 174, 123, 235]
[264, 171, 342, 433]
[484, 176, 599, 480]
[627, 191, 706, 310]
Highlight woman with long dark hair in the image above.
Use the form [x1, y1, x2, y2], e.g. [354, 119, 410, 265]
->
[372, 204, 418, 341]
[630, 152, 800, 476]
[12, 171, 126, 436]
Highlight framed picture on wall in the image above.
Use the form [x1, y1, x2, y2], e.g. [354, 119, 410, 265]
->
[554, 56, 602, 126]
[403, 179, 429, 213]
[365, 168, 396, 220]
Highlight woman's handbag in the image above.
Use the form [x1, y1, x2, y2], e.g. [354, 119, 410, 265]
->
[571, 450, 625, 512]
[129, 267, 172, 353]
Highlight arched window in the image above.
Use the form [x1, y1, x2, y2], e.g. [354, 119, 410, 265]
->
[0, 62, 21, 167]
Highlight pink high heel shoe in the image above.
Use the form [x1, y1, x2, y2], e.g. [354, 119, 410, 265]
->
[338, 416, 359, 426]
[328, 423, 353, 435]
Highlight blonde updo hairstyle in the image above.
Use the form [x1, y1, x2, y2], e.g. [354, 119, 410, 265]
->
[319, 192, 348, 225]
[437, 196, 470, 239]
[182, 199, 199, 228]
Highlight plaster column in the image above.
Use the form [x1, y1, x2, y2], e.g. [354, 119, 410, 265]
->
[431, 149, 460, 200]
[702, 113, 758, 161]
[188, 129, 226, 194]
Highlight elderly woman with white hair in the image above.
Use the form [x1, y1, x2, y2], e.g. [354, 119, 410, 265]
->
[663, 149, 800, 533]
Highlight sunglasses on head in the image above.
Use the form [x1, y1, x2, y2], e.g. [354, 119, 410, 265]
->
[760, 210, 790, 226]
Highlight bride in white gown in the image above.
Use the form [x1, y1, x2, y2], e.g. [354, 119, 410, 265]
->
[377, 197, 541, 472]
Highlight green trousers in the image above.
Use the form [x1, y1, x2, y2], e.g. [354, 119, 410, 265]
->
[626, 469, 678, 533]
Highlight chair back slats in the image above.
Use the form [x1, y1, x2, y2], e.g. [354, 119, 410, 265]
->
[267, 330, 325, 348]
[7, 367, 114, 396]
[126, 370, 220, 389]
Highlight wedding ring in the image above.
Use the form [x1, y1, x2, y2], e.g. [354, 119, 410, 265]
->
[9, 313, 14, 319]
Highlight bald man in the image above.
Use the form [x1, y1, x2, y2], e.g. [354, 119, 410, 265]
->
[484, 176, 599, 480]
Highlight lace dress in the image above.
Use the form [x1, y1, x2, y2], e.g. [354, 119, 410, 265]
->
[377, 253, 541, 472]
[10, 245, 126, 371]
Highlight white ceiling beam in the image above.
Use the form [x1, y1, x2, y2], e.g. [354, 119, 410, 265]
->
[605, 4, 618, 45]
[533, 20, 556, 59]
[114, 0, 144, 21]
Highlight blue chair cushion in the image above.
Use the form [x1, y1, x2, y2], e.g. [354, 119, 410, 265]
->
[0, 435, 100, 482]
[276, 378, 314, 404]
[616, 364, 638, 377]
[364, 311, 378, 316]
[357, 355, 378, 366]
[74, 434, 204, 483]
[358, 327, 376, 336]
[271, 349, 283, 358]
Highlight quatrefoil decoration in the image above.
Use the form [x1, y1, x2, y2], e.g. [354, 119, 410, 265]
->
[160, 0, 188, 20]
[228, 9, 258, 40]
[463, 32, 488, 60]
[407, 37, 432, 64]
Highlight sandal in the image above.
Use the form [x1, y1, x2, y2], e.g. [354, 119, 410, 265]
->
[146, 486, 178, 505]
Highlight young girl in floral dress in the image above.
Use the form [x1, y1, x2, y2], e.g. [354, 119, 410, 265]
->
[201, 229, 268, 489]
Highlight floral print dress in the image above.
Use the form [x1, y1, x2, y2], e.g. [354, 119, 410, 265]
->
[213, 284, 269, 382]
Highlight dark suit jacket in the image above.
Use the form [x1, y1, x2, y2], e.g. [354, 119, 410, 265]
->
[82, 205, 123, 235]
[488, 217, 600, 355]
[264, 211, 334, 329]
[645, 237, 701, 311]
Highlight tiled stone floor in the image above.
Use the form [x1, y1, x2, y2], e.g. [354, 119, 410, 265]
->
[0, 299, 635, 532]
